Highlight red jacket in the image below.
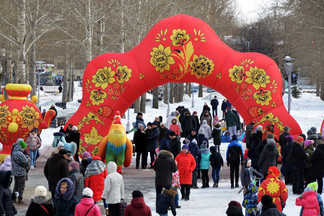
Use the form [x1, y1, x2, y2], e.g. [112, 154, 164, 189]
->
[75, 197, 101, 216]
[296, 190, 320, 216]
[169, 124, 180, 136]
[123, 197, 152, 216]
[175, 152, 196, 185]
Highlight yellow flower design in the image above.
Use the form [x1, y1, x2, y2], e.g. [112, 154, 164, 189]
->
[90, 89, 108, 105]
[19, 106, 40, 131]
[84, 127, 103, 145]
[150, 44, 175, 72]
[0, 105, 10, 130]
[92, 66, 116, 90]
[229, 65, 245, 84]
[253, 90, 272, 106]
[170, 29, 190, 46]
[116, 65, 132, 84]
[189, 55, 214, 79]
[266, 179, 280, 195]
[245, 66, 270, 90]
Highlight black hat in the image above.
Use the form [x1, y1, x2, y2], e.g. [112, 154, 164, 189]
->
[132, 190, 143, 198]
[59, 149, 69, 155]
[147, 122, 152, 126]
[152, 122, 158, 126]
[137, 112, 143, 116]
[169, 131, 176, 136]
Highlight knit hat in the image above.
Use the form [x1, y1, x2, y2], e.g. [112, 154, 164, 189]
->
[307, 130, 313, 135]
[306, 182, 318, 192]
[261, 195, 273, 206]
[152, 122, 158, 126]
[193, 111, 197, 115]
[286, 135, 294, 142]
[198, 127, 205, 135]
[147, 122, 152, 126]
[59, 149, 69, 155]
[169, 131, 176, 136]
[57, 142, 64, 148]
[266, 139, 275, 145]
[82, 151, 91, 158]
[296, 136, 304, 145]
[182, 144, 189, 150]
[69, 161, 79, 170]
[304, 140, 314, 147]
[169, 187, 177, 196]
[132, 190, 143, 198]
[300, 134, 306, 141]
[192, 139, 197, 145]
[35, 186, 47, 197]
[256, 125, 263, 131]
[82, 187, 93, 197]
[19, 140, 26, 149]
[284, 126, 291, 131]
[72, 126, 78, 131]
[228, 200, 242, 208]
[232, 135, 238, 140]
[137, 123, 144, 129]
[311, 127, 317, 132]
[266, 133, 274, 139]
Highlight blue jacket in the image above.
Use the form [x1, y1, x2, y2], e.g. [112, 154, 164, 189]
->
[188, 141, 199, 170]
[226, 140, 244, 163]
[156, 190, 176, 216]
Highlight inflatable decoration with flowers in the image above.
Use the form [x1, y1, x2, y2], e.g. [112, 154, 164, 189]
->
[66, 14, 302, 157]
[0, 84, 56, 160]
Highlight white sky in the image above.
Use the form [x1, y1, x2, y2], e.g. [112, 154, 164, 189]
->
[235, 0, 274, 24]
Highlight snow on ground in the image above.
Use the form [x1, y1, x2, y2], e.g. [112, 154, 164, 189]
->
[38, 83, 324, 215]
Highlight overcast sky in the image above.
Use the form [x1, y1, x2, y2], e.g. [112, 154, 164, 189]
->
[235, 0, 274, 24]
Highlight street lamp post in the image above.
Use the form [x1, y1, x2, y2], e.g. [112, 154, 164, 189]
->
[191, 89, 194, 108]
[126, 108, 130, 132]
[283, 56, 295, 113]
[167, 83, 170, 117]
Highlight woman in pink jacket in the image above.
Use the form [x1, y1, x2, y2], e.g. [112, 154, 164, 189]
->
[296, 188, 320, 216]
[75, 188, 101, 216]
[26, 128, 42, 170]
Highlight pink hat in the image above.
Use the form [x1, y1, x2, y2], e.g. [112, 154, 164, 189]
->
[304, 140, 314, 147]
[69, 161, 79, 170]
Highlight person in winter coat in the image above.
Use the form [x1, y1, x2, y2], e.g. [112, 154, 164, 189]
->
[146, 122, 160, 168]
[134, 112, 146, 131]
[153, 150, 177, 197]
[160, 131, 181, 158]
[156, 187, 177, 216]
[242, 183, 260, 216]
[44, 149, 69, 198]
[171, 169, 181, 208]
[53, 178, 79, 216]
[200, 110, 212, 129]
[26, 186, 54, 216]
[75, 187, 101, 216]
[296, 187, 320, 216]
[198, 143, 211, 188]
[257, 167, 288, 212]
[212, 123, 222, 152]
[169, 118, 181, 136]
[226, 135, 244, 188]
[226, 200, 243, 216]
[309, 139, 324, 194]
[11, 139, 29, 204]
[188, 139, 199, 189]
[196, 128, 209, 149]
[257, 139, 279, 178]
[260, 195, 286, 216]
[0, 156, 11, 171]
[192, 111, 200, 132]
[248, 126, 263, 170]
[84, 156, 107, 202]
[101, 161, 125, 216]
[210, 96, 219, 117]
[124, 190, 152, 216]
[65, 126, 81, 163]
[202, 102, 211, 113]
[80, 152, 92, 176]
[68, 161, 84, 201]
[0, 170, 16, 216]
[281, 135, 294, 185]
[133, 123, 148, 169]
[199, 120, 212, 139]
[304, 182, 324, 215]
[290, 136, 307, 194]
[175, 145, 196, 200]
[241, 159, 263, 193]
[304, 140, 314, 187]
[245, 121, 255, 149]
[278, 126, 291, 155]
[209, 146, 223, 187]
[26, 128, 42, 170]
[180, 110, 196, 138]
[166, 112, 176, 128]
[225, 110, 238, 138]
[221, 100, 227, 119]
[159, 123, 168, 142]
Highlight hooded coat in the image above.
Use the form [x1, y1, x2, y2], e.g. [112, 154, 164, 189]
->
[26, 197, 54, 216]
[146, 127, 160, 152]
[225, 110, 237, 127]
[133, 129, 147, 152]
[212, 126, 221, 146]
[199, 120, 212, 139]
[75, 197, 101, 216]
[68, 169, 84, 201]
[0, 156, 11, 171]
[198, 145, 210, 170]
[11, 144, 29, 177]
[188, 140, 199, 171]
[0, 171, 16, 216]
[209, 146, 223, 169]
[200, 111, 212, 128]
[245, 123, 255, 148]
[309, 144, 324, 178]
[241, 164, 262, 189]
[156, 188, 176, 216]
[169, 118, 181, 135]
[226, 140, 244, 164]
[180, 110, 196, 133]
[257, 142, 279, 175]
[124, 197, 152, 216]
[175, 151, 196, 185]
[242, 183, 259, 216]
[261, 202, 286, 216]
[26, 133, 42, 151]
[154, 150, 177, 188]
[296, 190, 320, 216]
[101, 162, 125, 204]
[53, 178, 79, 216]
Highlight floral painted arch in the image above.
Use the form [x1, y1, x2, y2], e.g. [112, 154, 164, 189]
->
[67, 14, 302, 156]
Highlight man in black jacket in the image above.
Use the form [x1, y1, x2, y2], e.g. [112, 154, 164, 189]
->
[279, 126, 290, 155]
[180, 110, 196, 138]
[153, 150, 177, 198]
[226, 135, 244, 188]
[309, 139, 324, 194]
[210, 96, 219, 117]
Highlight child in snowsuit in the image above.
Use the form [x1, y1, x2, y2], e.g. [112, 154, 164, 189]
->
[172, 169, 181, 208]
[209, 146, 223, 187]
[297, 182, 323, 216]
[241, 158, 263, 194]
[156, 187, 177, 216]
[242, 183, 260, 216]
[212, 123, 222, 152]
[198, 142, 211, 188]
[296, 187, 320, 216]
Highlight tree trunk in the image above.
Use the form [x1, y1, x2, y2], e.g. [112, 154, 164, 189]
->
[316, 78, 320, 96]
[62, 43, 69, 102]
[179, 83, 184, 102]
[163, 84, 168, 104]
[134, 98, 140, 113]
[29, 30, 36, 96]
[85, 0, 93, 63]
[17, 0, 27, 83]
[321, 77, 324, 101]
[140, 93, 146, 113]
[169, 83, 174, 104]
[186, 83, 191, 96]
[198, 84, 203, 97]
[152, 87, 159, 109]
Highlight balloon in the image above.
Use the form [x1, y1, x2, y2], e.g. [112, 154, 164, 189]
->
[66, 14, 302, 156]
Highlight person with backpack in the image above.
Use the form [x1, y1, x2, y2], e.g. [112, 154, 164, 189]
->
[74, 187, 101, 216]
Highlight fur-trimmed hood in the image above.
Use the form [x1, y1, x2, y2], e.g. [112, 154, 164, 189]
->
[55, 177, 74, 200]
[162, 188, 176, 197]
[158, 150, 174, 159]
[32, 196, 53, 205]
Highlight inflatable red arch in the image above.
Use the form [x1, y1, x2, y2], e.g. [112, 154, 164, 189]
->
[67, 14, 302, 156]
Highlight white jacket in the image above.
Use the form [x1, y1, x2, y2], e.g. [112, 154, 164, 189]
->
[101, 162, 125, 204]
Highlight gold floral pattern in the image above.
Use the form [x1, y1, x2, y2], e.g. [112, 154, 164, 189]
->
[257, 113, 284, 132]
[189, 55, 214, 79]
[19, 106, 40, 131]
[116, 65, 132, 84]
[229, 65, 245, 84]
[0, 105, 10, 130]
[84, 127, 103, 145]
[193, 28, 206, 42]
[245, 66, 270, 90]
[155, 29, 168, 42]
[253, 90, 272, 106]
[150, 44, 175, 72]
[170, 29, 190, 46]
[90, 89, 108, 105]
[92, 66, 116, 90]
